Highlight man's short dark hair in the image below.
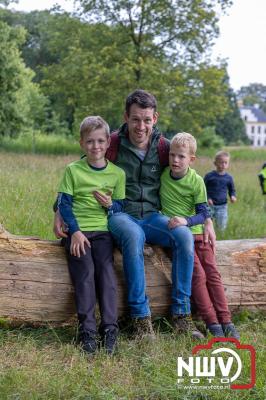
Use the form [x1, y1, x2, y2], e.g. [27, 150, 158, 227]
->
[125, 89, 157, 116]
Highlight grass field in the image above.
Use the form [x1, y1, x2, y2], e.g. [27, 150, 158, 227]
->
[0, 149, 265, 240]
[0, 149, 266, 399]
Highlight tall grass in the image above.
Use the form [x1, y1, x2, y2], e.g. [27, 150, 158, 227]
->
[0, 150, 265, 399]
[1, 149, 265, 240]
[194, 155, 266, 240]
[0, 152, 77, 239]
[0, 132, 81, 155]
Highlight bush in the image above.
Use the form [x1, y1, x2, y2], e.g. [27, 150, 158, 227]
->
[198, 126, 225, 149]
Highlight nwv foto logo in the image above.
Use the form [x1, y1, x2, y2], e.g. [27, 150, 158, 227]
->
[177, 338, 256, 390]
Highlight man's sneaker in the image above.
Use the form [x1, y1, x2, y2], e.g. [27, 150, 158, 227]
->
[207, 323, 225, 337]
[222, 323, 240, 340]
[101, 328, 118, 355]
[172, 315, 205, 340]
[132, 316, 156, 341]
[78, 330, 98, 355]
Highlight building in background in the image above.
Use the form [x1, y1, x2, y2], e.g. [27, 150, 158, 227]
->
[240, 105, 266, 147]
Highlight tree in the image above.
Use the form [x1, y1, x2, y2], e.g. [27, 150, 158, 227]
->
[1, 7, 234, 138]
[0, 0, 17, 7]
[0, 18, 47, 137]
[161, 63, 230, 135]
[0, 20, 27, 136]
[237, 83, 266, 114]
[215, 74, 247, 144]
[76, 0, 232, 83]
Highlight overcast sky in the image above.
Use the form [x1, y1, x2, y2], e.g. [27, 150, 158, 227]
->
[7, 0, 266, 91]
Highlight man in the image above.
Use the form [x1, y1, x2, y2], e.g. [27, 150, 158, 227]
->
[54, 89, 215, 340]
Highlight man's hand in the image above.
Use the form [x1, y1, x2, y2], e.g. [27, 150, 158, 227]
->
[93, 191, 112, 208]
[230, 196, 237, 203]
[53, 210, 68, 239]
[70, 231, 91, 257]
[208, 198, 214, 206]
[168, 216, 188, 229]
[203, 218, 216, 249]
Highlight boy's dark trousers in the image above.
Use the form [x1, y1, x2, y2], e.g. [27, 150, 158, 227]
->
[65, 231, 118, 333]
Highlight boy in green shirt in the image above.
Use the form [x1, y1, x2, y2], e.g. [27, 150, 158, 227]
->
[160, 132, 239, 339]
[58, 116, 125, 355]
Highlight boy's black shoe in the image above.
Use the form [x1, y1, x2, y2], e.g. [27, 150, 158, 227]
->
[79, 330, 98, 355]
[207, 323, 225, 337]
[222, 323, 240, 340]
[101, 328, 118, 355]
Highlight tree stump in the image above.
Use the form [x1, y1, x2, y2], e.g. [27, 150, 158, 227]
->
[0, 224, 265, 325]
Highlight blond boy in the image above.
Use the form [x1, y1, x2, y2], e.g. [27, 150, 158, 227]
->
[160, 133, 239, 339]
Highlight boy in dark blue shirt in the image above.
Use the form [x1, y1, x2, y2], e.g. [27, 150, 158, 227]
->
[204, 151, 236, 231]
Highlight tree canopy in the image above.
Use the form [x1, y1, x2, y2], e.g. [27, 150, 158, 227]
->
[0, 2, 247, 145]
[237, 83, 266, 114]
[77, 0, 233, 82]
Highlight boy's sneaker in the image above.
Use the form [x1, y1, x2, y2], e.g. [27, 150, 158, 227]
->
[207, 323, 225, 337]
[101, 328, 118, 355]
[222, 323, 240, 340]
[78, 330, 98, 355]
[132, 316, 156, 341]
[172, 315, 205, 340]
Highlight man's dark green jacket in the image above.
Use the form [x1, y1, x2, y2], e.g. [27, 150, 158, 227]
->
[114, 123, 169, 219]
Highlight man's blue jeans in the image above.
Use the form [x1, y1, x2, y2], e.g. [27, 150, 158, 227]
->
[108, 212, 194, 317]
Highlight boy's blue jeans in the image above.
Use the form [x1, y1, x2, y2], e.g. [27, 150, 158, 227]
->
[210, 204, 228, 231]
[108, 212, 194, 318]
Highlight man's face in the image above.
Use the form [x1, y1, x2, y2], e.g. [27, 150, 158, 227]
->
[124, 104, 158, 149]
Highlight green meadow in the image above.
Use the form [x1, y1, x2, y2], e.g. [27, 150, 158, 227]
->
[1, 147, 265, 240]
[0, 148, 265, 400]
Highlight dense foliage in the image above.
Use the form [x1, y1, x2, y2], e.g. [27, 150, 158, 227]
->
[237, 83, 266, 114]
[0, 0, 247, 144]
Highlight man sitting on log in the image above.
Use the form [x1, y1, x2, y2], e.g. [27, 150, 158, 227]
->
[54, 89, 215, 340]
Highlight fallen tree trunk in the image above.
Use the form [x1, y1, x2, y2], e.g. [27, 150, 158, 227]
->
[0, 224, 265, 324]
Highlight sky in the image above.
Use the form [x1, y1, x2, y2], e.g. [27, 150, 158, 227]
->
[7, 0, 266, 92]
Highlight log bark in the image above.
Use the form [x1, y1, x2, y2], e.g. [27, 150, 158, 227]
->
[0, 224, 265, 325]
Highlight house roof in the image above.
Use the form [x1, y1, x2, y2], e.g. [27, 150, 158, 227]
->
[240, 106, 266, 122]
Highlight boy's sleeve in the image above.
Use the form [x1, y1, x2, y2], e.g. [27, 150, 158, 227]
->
[58, 166, 74, 196]
[112, 168, 126, 200]
[228, 175, 236, 197]
[108, 199, 126, 216]
[53, 167, 73, 212]
[186, 203, 210, 227]
[58, 167, 80, 235]
[185, 176, 209, 227]
[58, 192, 79, 235]
[194, 175, 208, 204]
